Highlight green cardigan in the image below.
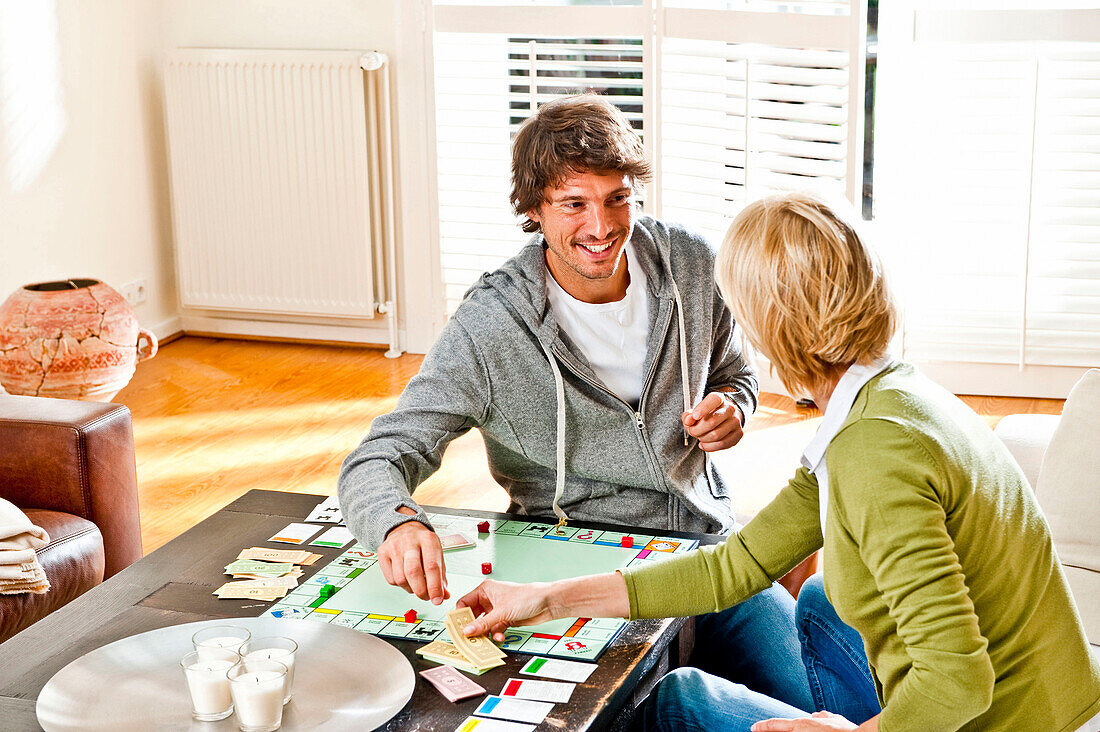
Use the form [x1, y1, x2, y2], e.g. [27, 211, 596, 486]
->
[623, 363, 1100, 731]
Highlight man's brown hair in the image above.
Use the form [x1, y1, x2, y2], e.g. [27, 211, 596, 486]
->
[510, 94, 651, 234]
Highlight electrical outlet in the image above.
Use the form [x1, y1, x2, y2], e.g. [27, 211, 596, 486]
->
[120, 278, 148, 306]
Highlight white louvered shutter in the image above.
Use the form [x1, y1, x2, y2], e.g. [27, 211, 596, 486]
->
[431, 2, 866, 329]
[876, 4, 1100, 397]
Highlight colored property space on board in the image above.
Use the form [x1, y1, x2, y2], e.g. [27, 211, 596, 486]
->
[262, 513, 698, 661]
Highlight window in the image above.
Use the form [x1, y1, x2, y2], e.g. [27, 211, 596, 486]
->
[876, 3, 1100, 397]
[432, 1, 867, 314]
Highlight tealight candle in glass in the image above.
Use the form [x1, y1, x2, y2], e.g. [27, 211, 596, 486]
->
[193, 625, 251, 661]
[241, 636, 298, 704]
[180, 648, 238, 721]
[228, 659, 287, 732]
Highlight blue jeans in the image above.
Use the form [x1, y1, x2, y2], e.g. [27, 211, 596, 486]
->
[796, 574, 880, 723]
[689, 583, 815, 713]
[636, 576, 880, 732]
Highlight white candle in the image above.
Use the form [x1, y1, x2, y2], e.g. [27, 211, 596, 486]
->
[196, 635, 247, 660]
[229, 661, 287, 732]
[244, 648, 295, 703]
[180, 649, 237, 722]
[185, 660, 235, 715]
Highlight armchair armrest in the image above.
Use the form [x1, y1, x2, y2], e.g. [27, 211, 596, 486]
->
[993, 413, 1061, 491]
[0, 394, 142, 578]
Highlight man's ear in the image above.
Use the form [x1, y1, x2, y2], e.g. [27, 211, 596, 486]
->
[526, 207, 541, 224]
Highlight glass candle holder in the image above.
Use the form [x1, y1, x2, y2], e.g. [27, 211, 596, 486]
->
[193, 625, 251, 661]
[241, 636, 298, 704]
[180, 648, 238, 721]
[228, 659, 288, 732]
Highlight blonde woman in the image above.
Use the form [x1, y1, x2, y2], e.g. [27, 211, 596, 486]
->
[459, 192, 1100, 731]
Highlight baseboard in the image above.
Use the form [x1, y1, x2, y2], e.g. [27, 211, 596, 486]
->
[179, 314, 407, 351]
[152, 316, 184, 344]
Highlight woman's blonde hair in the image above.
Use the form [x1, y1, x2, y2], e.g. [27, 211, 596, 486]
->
[715, 192, 898, 396]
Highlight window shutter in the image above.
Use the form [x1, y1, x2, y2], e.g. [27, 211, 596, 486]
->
[876, 4, 1100, 396]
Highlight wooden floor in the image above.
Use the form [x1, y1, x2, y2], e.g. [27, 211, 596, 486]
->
[114, 337, 1066, 553]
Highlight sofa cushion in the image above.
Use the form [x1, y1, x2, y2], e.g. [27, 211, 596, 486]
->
[1036, 369, 1100, 644]
[0, 509, 104, 643]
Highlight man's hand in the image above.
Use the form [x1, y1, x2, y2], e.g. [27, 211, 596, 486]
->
[456, 580, 556, 641]
[377, 508, 449, 604]
[751, 711, 859, 732]
[682, 391, 744, 452]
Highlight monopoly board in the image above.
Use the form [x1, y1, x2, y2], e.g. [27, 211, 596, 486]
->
[263, 512, 698, 661]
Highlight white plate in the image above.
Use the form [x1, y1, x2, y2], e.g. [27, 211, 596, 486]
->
[36, 617, 414, 731]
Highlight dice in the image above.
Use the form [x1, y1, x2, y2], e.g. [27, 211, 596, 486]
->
[620, 536, 634, 548]
[481, 562, 492, 575]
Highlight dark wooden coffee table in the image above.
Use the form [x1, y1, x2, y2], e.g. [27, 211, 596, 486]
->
[0, 489, 719, 731]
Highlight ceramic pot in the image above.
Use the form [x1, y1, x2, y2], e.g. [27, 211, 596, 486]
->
[0, 279, 158, 401]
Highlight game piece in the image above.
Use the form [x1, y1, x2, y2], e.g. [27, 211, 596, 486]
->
[309, 526, 355, 548]
[453, 717, 535, 732]
[404, 609, 417, 623]
[519, 657, 597, 683]
[500, 678, 575, 703]
[419, 665, 487, 703]
[477, 521, 490, 533]
[620, 536, 633, 548]
[481, 562, 492, 575]
[321, 584, 336, 599]
[269, 522, 322, 545]
[472, 696, 553, 725]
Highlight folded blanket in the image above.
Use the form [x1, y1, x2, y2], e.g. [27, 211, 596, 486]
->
[0, 499, 50, 595]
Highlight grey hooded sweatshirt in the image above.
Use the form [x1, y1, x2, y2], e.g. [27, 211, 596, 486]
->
[338, 216, 758, 550]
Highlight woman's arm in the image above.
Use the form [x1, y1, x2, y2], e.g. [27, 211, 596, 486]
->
[458, 572, 629, 640]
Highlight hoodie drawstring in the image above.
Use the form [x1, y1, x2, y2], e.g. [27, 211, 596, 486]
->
[670, 280, 692, 445]
[539, 339, 570, 525]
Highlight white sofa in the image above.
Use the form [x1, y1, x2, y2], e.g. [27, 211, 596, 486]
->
[995, 369, 1100, 648]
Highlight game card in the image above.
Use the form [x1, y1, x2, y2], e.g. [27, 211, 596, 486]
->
[269, 522, 321, 545]
[306, 495, 343, 524]
[472, 696, 553, 724]
[454, 717, 535, 732]
[309, 526, 355, 548]
[439, 533, 475, 551]
[420, 665, 487, 702]
[501, 678, 574, 703]
[519, 657, 597, 683]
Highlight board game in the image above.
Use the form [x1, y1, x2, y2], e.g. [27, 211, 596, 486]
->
[263, 512, 698, 661]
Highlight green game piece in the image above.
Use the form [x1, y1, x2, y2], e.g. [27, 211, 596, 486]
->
[321, 583, 336, 598]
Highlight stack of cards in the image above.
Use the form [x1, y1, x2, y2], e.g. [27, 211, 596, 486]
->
[416, 607, 506, 674]
[456, 658, 596, 730]
[236, 547, 322, 565]
[215, 548, 321, 601]
[419, 665, 486, 702]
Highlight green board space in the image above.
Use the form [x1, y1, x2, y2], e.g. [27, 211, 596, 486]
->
[264, 513, 698, 661]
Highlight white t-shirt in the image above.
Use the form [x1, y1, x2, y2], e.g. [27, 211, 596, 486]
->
[545, 243, 649, 405]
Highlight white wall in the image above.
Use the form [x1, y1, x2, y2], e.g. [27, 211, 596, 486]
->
[0, 0, 179, 338]
[159, 0, 443, 353]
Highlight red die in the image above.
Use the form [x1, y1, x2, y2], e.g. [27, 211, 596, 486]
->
[481, 562, 492, 575]
[404, 609, 417, 624]
[477, 521, 491, 533]
[620, 536, 634, 548]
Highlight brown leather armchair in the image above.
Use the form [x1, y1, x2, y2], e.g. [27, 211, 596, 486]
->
[0, 394, 143, 643]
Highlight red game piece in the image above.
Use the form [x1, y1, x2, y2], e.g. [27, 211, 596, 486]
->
[621, 536, 634, 548]
[477, 520, 490, 534]
[481, 562, 492, 575]
[404, 609, 417, 623]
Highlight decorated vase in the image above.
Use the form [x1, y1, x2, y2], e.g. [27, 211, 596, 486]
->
[0, 279, 158, 401]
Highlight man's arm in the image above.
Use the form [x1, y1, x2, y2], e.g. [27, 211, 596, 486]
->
[338, 316, 490, 602]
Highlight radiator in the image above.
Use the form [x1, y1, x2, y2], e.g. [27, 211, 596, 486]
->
[163, 49, 399, 352]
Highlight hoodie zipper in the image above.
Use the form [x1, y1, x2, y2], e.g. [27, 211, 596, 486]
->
[550, 298, 675, 493]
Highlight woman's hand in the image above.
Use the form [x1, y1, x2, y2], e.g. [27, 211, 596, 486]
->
[456, 580, 556, 641]
[751, 711, 860, 731]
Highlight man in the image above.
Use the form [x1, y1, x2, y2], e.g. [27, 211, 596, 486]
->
[338, 94, 813, 711]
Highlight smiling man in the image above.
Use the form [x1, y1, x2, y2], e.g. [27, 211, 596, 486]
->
[338, 95, 813, 712]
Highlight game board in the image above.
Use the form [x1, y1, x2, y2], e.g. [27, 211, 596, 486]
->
[263, 513, 698, 661]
